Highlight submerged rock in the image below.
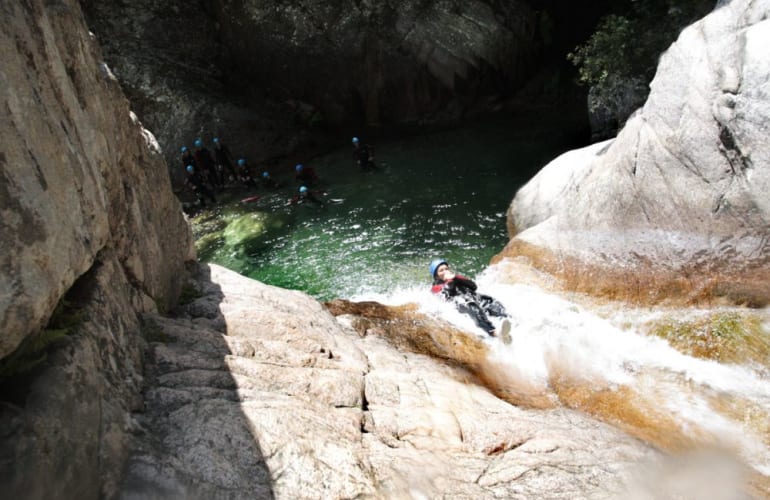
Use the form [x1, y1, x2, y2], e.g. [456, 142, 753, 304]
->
[501, 0, 770, 306]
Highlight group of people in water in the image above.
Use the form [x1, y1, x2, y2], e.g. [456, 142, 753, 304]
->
[179, 134, 507, 338]
[180, 136, 376, 210]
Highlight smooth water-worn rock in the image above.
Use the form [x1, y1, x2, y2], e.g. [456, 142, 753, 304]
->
[0, 0, 193, 496]
[501, 0, 770, 305]
[120, 263, 661, 499]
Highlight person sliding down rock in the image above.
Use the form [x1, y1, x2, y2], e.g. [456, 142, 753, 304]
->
[429, 258, 510, 338]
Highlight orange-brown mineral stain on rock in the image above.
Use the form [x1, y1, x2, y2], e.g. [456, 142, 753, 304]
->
[492, 239, 770, 308]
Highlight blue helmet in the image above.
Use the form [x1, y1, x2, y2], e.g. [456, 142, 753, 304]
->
[299, 186, 308, 194]
[262, 171, 270, 178]
[352, 137, 359, 144]
[181, 146, 188, 153]
[186, 165, 194, 173]
[238, 158, 246, 166]
[194, 138, 203, 148]
[295, 164, 303, 173]
[213, 137, 220, 143]
[429, 258, 448, 279]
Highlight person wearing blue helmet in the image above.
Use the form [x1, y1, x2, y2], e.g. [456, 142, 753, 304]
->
[234, 158, 257, 189]
[212, 136, 236, 184]
[429, 259, 510, 337]
[183, 164, 216, 207]
[260, 170, 279, 190]
[181, 145, 196, 175]
[290, 185, 325, 207]
[193, 138, 222, 189]
[352, 136, 376, 171]
[294, 162, 319, 186]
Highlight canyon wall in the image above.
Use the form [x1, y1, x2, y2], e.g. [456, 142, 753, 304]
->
[0, 1, 193, 496]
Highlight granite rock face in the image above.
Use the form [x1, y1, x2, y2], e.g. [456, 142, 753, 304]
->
[0, 0, 193, 496]
[501, 0, 770, 305]
[118, 264, 660, 499]
[0, 0, 192, 358]
[212, 0, 538, 124]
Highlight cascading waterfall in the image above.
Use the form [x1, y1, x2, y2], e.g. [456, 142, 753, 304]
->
[356, 263, 770, 482]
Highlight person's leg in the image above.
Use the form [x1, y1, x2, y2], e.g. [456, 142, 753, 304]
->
[479, 295, 508, 318]
[456, 301, 495, 335]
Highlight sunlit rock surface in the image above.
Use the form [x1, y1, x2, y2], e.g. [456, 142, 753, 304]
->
[501, 0, 770, 306]
[0, 0, 193, 361]
[121, 264, 661, 498]
[0, 0, 193, 496]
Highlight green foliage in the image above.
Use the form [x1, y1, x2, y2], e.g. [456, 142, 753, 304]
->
[568, 0, 715, 91]
[0, 300, 85, 381]
[568, 15, 635, 89]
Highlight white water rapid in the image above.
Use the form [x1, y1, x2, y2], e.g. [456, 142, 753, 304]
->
[353, 261, 770, 482]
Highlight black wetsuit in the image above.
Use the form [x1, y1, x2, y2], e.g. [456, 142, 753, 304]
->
[432, 274, 507, 335]
[185, 171, 216, 206]
[195, 147, 222, 189]
[353, 143, 375, 170]
[214, 143, 237, 182]
[291, 190, 325, 207]
[181, 151, 197, 172]
[296, 167, 319, 186]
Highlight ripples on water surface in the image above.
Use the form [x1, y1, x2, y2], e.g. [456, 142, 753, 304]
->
[193, 117, 565, 300]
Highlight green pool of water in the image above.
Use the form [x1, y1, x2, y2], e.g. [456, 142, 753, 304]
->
[192, 115, 584, 300]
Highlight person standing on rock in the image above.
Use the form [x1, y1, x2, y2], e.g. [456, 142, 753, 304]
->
[429, 258, 510, 338]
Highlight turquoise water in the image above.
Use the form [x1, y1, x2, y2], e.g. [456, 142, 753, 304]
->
[192, 115, 583, 300]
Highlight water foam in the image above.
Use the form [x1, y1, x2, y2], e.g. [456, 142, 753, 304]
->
[354, 266, 770, 476]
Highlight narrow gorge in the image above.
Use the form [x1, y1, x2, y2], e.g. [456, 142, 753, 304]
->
[1, 1, 769, 499]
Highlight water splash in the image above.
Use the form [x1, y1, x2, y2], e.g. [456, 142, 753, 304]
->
[354, 263, 770, 481]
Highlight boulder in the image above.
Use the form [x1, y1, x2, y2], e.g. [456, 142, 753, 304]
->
[500, 0, 770, 306]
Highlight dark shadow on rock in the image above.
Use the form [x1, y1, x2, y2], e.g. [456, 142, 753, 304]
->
[118, 263, 275, 500]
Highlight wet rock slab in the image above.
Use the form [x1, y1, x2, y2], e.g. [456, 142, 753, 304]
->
[120, 264, 659, 499]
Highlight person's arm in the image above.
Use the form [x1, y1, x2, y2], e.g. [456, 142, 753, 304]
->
[452, 275, 477, 292]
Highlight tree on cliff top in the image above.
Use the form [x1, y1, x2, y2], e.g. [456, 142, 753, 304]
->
[567, 0, 714, 106]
